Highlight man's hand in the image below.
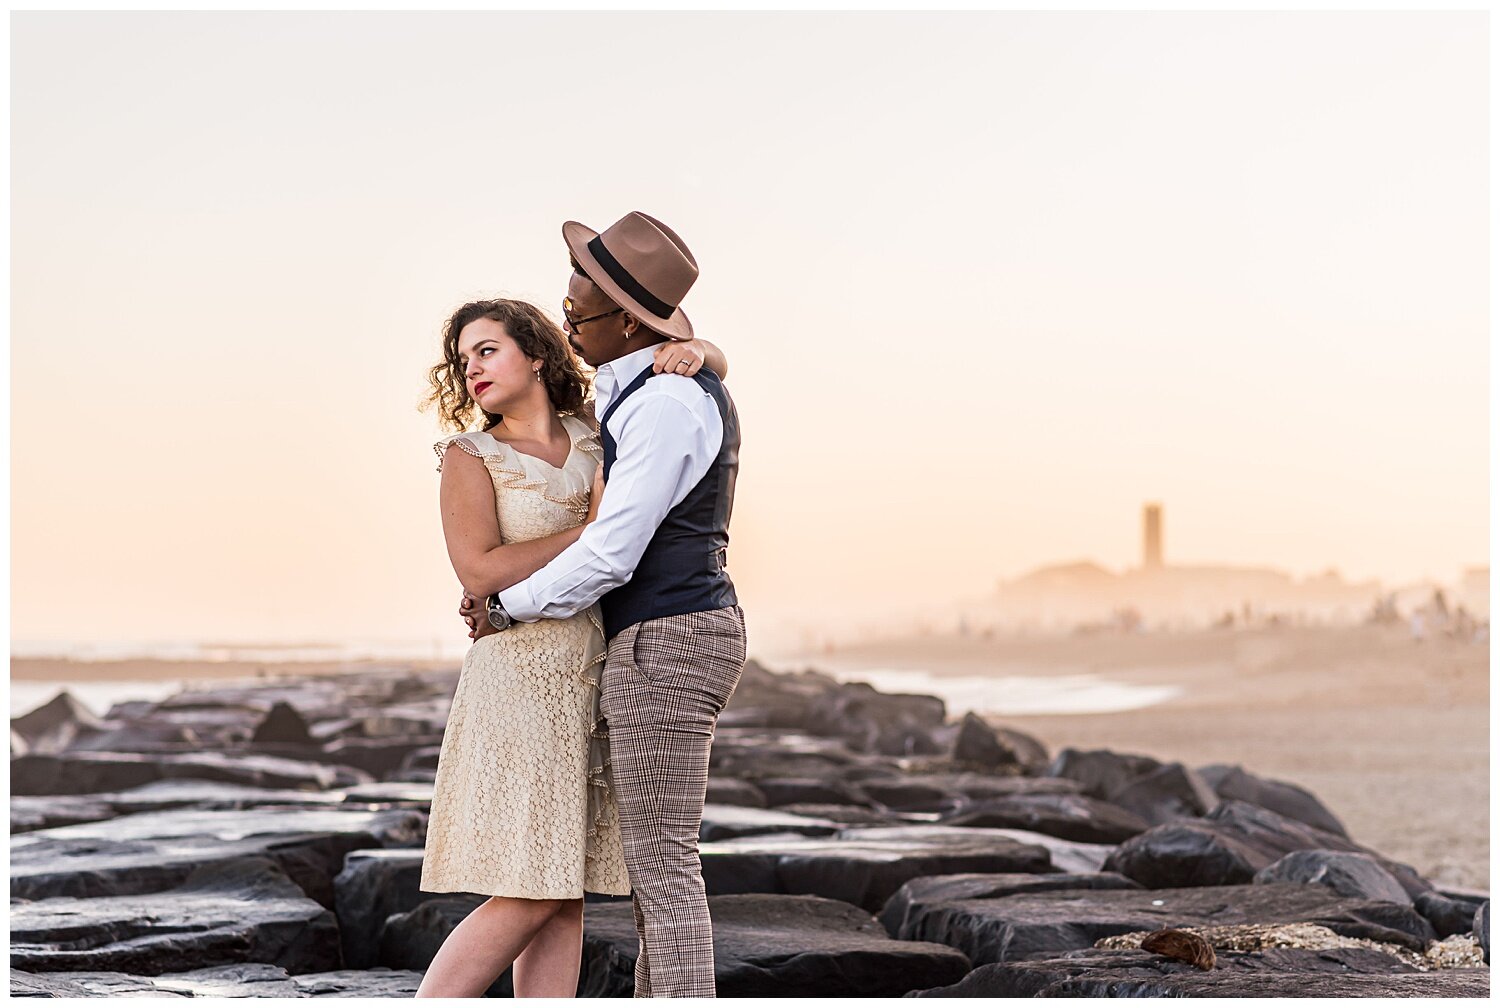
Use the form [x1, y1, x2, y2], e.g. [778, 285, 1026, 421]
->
[459, 591, 500, 641]
[652, 338, 706, 376]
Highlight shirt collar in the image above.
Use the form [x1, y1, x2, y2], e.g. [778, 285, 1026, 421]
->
[596, 342, 666, 412]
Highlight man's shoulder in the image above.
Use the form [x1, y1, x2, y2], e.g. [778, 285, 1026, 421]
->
[632, 370, 717, 409]
[609, 371, 723, 440]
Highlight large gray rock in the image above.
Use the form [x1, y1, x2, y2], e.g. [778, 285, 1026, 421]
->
[710, 729, 882, 782]
[11, 751, 370, 796]
[11, 806, 424, 907]
[1104, 800, 1432, 897]
[717, 661, 841, 730]
[581, 894, 970, 997]
[251, 701, 315, 746]
[319, 736, 445, 778]
[12, 963, 424, 997]
[837, 825, 1116, 875]
[895, 881, 1436, 966]
[97, 706, 265, 750]
[928, 713, 1043, 773]
[1413, 889, 1489, 938]
[805, 681, 948, 756]
[1046, 748, 1163, 800]
[699, 804, 841, 841]
[921, 774, 1083, 800]
[339, 782, 434, 807]
[12, 966, 181, 1002]
[332, 848, 428, 969]
[1255, 850, 1413, 905]
[1198, 763, 1349, 838]
[10, 795, 118, 833]
[774, 804, 911, 827]
[940, 793, 1150, 844]
[879, 871, 1143, 937]
[397, 746, 443, 775]
[712, 728, 863, 762]
[12, 780, 350, 834]
[704, 778, 767, 808]
[700, 829, 1052, 911]
[11, 691, 107, 754]
[9, 857, 340, 974]
[906, 946, 1489, 997]
[714, 705, 807, 730]
[64, 720, 201, 753]
[108, 963, 300, 996]
[1476, 900, 1489, 964]
[291, 968, 426, 997]
[858, 779, 965, 813]
[154, 681, 354, 720]
[855, 774, 1081, 814]
[992, 725, 1051, 774]
[754, 777, 870, 808]
[1107, 762, 1220, 825]
[377, 896, 508, 996]
[107, 778, 352, 812]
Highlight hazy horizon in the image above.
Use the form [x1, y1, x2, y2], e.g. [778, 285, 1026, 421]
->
[11, 12, 1488, 653]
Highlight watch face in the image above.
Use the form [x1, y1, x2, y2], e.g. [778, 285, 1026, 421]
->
[487, 605, 510, 631]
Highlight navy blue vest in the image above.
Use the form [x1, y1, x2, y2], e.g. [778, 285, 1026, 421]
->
[598, 363, 740, 641]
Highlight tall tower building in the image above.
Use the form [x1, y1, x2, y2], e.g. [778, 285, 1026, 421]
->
[1143, 503, 1163, 570]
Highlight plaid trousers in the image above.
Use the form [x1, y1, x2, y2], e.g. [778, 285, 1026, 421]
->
[600, 605, 747, 999]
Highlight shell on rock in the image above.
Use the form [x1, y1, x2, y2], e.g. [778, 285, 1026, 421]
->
[1140, 928, 1216, 971]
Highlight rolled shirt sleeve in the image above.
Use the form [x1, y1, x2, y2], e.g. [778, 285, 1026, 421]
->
[497, 376, 721, 622]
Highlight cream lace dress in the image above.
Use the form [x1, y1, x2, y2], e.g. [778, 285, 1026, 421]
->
[420, 411, 631, 898]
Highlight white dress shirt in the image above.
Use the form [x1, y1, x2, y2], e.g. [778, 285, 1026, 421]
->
[496, 342, 725, 622]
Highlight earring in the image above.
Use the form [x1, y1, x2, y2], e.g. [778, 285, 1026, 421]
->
[534, 367, 542, 382]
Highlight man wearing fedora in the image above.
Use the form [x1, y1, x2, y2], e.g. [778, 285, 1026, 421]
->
[475, 211, 745, 997]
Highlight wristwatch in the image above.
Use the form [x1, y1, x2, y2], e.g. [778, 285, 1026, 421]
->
[485, 593, 514, 632]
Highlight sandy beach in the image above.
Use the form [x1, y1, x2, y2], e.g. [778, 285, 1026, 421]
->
[772, 623, 1489, 892]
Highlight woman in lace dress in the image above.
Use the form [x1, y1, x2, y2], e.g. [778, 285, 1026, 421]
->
[415, 299, 726, 998]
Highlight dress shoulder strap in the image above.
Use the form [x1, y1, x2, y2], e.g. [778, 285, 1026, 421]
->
[431, 431, 510, 473]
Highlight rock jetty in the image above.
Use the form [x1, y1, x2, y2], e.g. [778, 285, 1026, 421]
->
[9, 658, 1489, 997]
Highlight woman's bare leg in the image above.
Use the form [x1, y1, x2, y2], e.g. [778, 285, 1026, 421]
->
[415, 896, 563, 998]
[512, 898, 585, 998]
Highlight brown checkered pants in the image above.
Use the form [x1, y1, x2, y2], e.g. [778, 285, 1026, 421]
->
[600, 605, 747, 999]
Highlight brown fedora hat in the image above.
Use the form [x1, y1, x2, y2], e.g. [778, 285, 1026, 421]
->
[563, 211, 698, 342]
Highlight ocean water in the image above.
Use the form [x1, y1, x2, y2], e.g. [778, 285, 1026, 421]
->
[819, 666, 1181, 717]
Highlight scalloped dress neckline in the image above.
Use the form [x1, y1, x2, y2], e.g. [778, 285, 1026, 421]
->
[476, 413, 583, 472]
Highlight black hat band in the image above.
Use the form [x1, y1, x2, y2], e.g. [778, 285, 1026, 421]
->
[587, 236, 676, 321]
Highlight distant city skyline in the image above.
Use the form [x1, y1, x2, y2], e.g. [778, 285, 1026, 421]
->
[10, 12, 1488, 652]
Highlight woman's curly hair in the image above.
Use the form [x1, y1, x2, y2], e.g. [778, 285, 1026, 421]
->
[422, 299, 591, 433]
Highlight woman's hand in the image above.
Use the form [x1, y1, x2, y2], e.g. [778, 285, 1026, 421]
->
[586, 466, 606, 523]
[652, 338, 707, 376]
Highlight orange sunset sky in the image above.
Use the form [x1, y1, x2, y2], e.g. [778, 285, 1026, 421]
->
[10, 12, 1488, 654]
